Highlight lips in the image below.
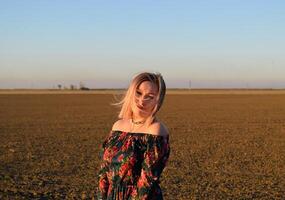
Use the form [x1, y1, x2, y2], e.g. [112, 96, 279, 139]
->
[137, 104, 144, 110]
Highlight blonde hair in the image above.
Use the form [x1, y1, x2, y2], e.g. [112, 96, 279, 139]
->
[115, 72, 166, 126]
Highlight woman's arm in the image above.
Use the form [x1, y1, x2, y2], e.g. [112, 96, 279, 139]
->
[97, 131, 113, 199]
[132, 135, 170, 200]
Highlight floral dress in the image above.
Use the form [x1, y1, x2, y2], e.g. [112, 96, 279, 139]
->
[97, 130, 170, 200]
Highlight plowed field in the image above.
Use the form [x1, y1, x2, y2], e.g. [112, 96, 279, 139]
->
[0, 93, 284, 199]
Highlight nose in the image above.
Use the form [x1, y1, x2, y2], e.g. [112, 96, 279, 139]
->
[138, 96, 147, 106]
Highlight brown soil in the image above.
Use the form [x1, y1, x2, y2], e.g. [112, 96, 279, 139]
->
[0, 93, 284, 199]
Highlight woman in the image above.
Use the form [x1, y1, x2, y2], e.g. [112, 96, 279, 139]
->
[97, 72, 170, 200]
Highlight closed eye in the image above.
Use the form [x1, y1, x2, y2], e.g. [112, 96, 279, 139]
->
[145, 95, 154, 100]
[136, 90, 155, 100]
[136, 91, 142, 96]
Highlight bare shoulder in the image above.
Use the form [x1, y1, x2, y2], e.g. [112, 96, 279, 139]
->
[112, 119, 129, 131]
[149, 121, 169, 137]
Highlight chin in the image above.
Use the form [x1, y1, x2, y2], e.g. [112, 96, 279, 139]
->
[133, 109, 149, 118]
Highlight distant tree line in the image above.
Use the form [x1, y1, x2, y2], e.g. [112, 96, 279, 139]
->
[57, 82, 90, 90]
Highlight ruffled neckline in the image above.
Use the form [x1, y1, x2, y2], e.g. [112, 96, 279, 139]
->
[111, 130, 169, 138]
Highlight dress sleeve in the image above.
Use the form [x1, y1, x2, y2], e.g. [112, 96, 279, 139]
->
[132, 136, 170, 200]
[97, 162, 109, 200]
[97, 132, 112, 200]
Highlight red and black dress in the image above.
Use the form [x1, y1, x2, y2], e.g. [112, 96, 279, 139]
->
[97, 130, 170, 200]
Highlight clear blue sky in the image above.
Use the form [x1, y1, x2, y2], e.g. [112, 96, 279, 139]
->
[1, 0, 284, 89]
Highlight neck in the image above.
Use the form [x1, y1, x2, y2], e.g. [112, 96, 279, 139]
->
[132, 114, 147, 122]
[132, 118, 145, 125]
[132, 117, 146, 122]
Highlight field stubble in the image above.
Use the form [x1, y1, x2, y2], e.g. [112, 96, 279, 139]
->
[0, 94, 284, 199]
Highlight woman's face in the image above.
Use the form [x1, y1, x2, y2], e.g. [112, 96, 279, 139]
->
[131, 81, 158, 119]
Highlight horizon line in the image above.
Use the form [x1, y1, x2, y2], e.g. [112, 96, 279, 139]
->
[1, 88, 285, 90]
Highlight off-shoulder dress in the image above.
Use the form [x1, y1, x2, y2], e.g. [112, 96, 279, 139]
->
[97, 130, 170, 200]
